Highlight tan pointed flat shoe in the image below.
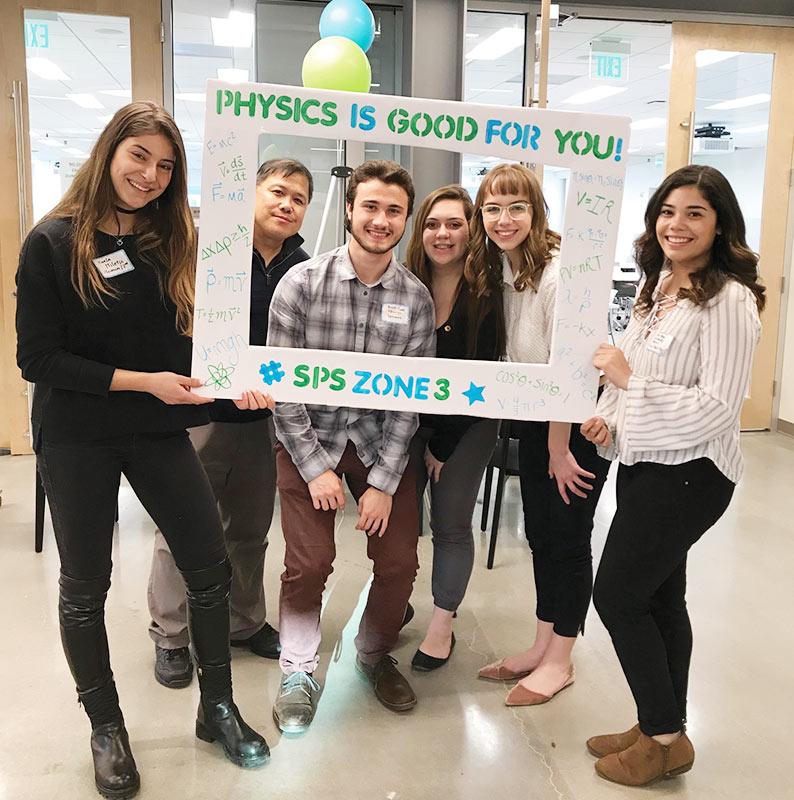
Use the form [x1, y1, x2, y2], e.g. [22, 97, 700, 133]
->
[477, 658, 534, 682]
[504, 665, 575, 706]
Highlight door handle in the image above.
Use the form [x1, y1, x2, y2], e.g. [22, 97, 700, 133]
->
[11, 80, 30, 242]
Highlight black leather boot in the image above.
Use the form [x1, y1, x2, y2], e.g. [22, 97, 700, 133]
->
[60, 573, 140, 799]
[182, 559, 269, 768]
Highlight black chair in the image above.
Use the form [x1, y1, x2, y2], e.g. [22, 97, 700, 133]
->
[480, 420, 522, 569]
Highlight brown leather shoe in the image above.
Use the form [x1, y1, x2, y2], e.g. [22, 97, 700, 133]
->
[356, 654, 417, 712]
[595, 732, 694, 786]
[586, 724, 641, 757]
[477, 658, 533, 682]
[504, 665, 574, 706]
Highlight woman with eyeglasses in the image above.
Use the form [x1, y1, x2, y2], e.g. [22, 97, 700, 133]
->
[15, 102, 271, 799]
[467, 163, 610, 705]
[404, 185, 505, 671]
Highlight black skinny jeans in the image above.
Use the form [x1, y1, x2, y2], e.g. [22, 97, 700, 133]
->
[38, 431, 227, 581]
[593, 458, 734, 736]
[518, 421, 610, 638]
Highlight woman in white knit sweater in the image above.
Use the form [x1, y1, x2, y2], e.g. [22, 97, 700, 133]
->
[581, 164, 764, 786]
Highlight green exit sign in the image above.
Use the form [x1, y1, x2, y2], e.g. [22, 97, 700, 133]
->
[590, 40, 630, 83]
[592, 53, 627, 81]
[25, 21, 50, 48]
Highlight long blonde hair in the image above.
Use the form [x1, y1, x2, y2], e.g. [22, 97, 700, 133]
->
[464, 163, 560, 298]
[41, 101, 196, 334]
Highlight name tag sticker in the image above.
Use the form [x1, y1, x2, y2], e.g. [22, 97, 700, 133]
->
[646, 331, 674, 355]
[381, 303, 410, 325]
[92, 249, 135, 279]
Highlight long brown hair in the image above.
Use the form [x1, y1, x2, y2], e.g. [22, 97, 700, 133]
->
[464, 163, 561, 299]
[634, 164, 766, 314]
[41, 101, 197, 334]
[406, 184, 504, 359]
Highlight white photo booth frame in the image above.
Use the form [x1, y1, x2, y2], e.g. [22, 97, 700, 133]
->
[192, 80, 630, 422]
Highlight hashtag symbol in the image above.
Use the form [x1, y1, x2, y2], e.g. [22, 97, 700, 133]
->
[259, 360, 285, 385]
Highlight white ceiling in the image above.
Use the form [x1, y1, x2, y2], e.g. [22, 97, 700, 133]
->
[25, 6, 773, 191]
[25, 11, 131, 161]
[465, 12, 773, 158]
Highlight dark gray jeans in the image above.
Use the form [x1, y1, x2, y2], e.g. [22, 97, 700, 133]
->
[411, 418, 498, 611]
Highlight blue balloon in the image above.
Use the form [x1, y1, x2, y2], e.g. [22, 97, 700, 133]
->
[319, 0, 376, 53]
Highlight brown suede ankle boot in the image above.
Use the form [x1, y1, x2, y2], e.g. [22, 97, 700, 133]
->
[586, 723, 641, 757]
[595, 732, 694, 786]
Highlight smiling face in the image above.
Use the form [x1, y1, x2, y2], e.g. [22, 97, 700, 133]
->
[254, 170, 310, 247]
[109, 133, 175, 210]
[655, 185, 719, 272]
[481, 190, 533, 253]
[422, 198, 469, 270]
[346, 179, 409, 256]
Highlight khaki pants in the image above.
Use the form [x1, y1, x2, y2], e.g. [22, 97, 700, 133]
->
[276, 441, 419, 674]
[147, 418, 276, 648]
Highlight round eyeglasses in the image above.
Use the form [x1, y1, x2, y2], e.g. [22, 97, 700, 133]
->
[480, 202, 531, 221]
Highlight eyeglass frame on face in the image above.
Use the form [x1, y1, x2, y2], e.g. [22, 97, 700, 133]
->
[480, 202, 532, 221]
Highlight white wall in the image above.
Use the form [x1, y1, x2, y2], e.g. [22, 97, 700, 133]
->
[615, 156, 665, 270]
[615, 147, 768, 274]
[778, 232, 794, 426]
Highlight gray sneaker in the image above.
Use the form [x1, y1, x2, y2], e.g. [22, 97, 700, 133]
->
[272, 671, 321, 733]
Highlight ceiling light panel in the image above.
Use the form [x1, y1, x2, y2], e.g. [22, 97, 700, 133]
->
[630, 117, 666, 130]
[560, 85, 627, 105]
[66, 92, 104, 109]
[26, 58, 71, 81]
[210, 11, 254, 49]
[217, 68, 249, 82]
[467, 28, 524, 61]
[706, 93, 770, 110]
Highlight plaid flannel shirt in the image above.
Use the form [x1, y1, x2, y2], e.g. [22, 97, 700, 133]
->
[268, 244, 436, 494]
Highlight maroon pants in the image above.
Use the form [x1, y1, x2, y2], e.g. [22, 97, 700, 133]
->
[276, 441, 419, 674]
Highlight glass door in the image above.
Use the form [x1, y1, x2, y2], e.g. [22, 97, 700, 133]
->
[667, 22, 794, 430]
[0, 0, 163, 454]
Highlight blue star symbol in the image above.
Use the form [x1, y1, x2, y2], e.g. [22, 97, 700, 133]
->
[462, 381, 486, 406]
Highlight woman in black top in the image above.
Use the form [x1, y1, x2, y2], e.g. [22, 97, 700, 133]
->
[16, 102, 271, 799]
[405, 185, 504, 670]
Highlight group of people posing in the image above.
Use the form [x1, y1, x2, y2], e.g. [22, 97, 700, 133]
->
[15, 102, 763, 799]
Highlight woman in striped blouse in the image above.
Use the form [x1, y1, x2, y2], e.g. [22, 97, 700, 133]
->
[581, 165, 764, 786]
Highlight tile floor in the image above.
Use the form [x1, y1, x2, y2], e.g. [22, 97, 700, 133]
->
[0, 430, 792, 800]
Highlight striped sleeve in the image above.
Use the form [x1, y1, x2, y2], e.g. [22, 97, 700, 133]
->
[623, 282, 760, 452]
[593, 381, 620, 461]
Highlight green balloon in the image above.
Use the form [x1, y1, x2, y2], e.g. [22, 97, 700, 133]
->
[302, 36, 371, 93]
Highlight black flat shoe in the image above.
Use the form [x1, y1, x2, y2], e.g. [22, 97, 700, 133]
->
[400, 603, 415, 629]
[231, 622, 280, 659]
[411, 633, 455, 672]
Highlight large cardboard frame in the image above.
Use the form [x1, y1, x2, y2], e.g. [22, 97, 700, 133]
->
[192, 81, 630, 422]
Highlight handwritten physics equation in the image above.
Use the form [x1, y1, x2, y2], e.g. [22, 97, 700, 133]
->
[191, 81, 630, 422]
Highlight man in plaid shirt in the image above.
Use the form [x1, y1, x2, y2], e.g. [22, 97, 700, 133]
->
[268, 160, 435, 732]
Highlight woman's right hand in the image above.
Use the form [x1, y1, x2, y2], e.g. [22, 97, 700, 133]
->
[144, 372, 214, 405]
[581, 416, 612, 447]
[548, 448, 595, 505]
[424, 447, 445, 483]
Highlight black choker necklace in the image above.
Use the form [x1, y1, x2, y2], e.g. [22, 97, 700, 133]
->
[115, 206, 137, 215]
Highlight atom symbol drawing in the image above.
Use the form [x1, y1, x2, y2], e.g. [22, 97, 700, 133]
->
[205, 363, 235, 390]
